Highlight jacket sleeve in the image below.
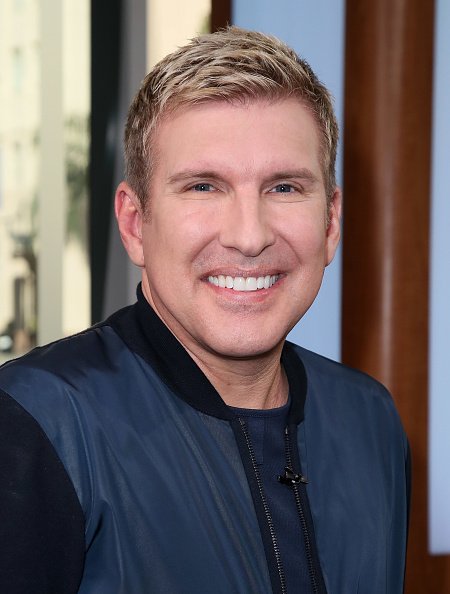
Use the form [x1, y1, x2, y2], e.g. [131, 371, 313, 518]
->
[0, 389, 85, 594]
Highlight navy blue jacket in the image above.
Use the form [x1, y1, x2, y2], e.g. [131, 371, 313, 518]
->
[0, 288, 409, 593]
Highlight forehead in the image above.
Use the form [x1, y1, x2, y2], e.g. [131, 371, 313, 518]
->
[151, 99, 323, 181]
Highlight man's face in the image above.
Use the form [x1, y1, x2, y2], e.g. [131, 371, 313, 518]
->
[133, 99, 340, 359]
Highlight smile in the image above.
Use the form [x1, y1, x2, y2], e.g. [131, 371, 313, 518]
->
[207, 274, 280, 292]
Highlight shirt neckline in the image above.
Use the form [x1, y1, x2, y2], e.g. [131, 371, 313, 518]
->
[230, 396, 291, 418]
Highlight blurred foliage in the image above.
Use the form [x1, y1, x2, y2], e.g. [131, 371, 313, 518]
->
[65, 114, 89, 248]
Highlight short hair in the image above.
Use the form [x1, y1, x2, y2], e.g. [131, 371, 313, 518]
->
[124, 26, 339, 211]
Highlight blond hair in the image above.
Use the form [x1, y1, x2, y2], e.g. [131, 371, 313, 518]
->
[124, 27, 338, 209]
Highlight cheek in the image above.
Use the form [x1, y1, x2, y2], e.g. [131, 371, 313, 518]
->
[143, 207, 216, 270]
[174, 201, 221, 243]
[281, 218, 328, 261]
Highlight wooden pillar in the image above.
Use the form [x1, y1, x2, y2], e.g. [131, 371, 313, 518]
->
[211, 0, 231, 31]
[342, 1, 449, 592]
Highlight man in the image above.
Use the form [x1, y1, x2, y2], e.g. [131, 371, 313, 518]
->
[0, 27, 409, 593]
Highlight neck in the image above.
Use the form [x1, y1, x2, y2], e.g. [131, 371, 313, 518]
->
[186, 345, 288, 410]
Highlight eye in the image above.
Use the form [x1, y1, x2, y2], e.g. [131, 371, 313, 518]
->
[191, 182, 216, 192]
[269, 183, 297, 194]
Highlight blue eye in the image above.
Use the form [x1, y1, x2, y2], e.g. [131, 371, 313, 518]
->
[271, 183, 295, 193]
[192, 183, 215, 192]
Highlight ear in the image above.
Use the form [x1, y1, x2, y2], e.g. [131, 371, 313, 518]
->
[325, 187, 342, 267]
[115, 181, 145, 267]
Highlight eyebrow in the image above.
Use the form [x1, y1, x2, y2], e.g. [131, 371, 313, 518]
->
[167, 170, 223, 185]
[167, 168, 320, 186]
[262, 169, 320, 185]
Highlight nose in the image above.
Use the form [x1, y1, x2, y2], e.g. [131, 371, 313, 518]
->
[218, 191, 275, 257]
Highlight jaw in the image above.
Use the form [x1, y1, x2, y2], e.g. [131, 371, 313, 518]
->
[141, 252, 326, 361]
[142, 273, 286, 357]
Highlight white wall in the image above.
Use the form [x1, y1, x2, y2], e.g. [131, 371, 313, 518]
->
[232, 0, 345, 361]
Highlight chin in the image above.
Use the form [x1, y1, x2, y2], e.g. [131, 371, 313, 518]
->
[205, 334, 285, 360]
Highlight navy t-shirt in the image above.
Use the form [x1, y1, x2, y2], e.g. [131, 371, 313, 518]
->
[231, 400, 314, 593]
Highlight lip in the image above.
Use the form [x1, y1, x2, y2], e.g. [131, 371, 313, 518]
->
[203, 269, 282, 278]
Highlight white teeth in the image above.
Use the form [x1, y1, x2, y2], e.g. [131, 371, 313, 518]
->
[246, 277, 257, 291]
[207, 274, 280, 292]
[233, 277, 246, 291]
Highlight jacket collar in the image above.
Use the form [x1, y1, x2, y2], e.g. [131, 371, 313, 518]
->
[108, 284, 306, 423]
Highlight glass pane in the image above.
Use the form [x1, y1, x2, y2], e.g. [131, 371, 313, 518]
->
[0, 0, 90, 363]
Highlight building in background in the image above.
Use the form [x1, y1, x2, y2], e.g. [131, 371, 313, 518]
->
[0, 0, 90, 360]
[0, 0, 40, 354]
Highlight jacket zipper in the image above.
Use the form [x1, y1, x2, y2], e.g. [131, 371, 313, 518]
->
[281, 425, 320, 594]
[238, 418, 287, 594]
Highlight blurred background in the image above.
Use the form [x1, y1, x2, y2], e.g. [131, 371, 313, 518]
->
[0, 1, 448, 591]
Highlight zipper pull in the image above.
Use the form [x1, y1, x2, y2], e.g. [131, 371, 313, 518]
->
[278, 466, 308, 486]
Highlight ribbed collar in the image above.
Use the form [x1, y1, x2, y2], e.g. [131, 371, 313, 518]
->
[108, 284, 307, 423]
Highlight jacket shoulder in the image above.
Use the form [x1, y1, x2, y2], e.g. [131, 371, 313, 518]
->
[287, 342, 407, 444]
[0, 322, 134, 444]
[288, 341, 392, 400]
[0, 322, 122, 379]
